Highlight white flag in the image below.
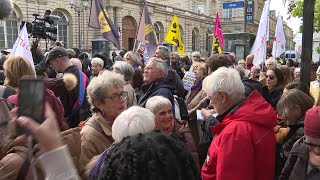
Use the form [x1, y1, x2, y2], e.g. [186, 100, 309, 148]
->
[250, 0, 271, 66]
[272, 14, 286, 58]
[10, 23, 34, 70]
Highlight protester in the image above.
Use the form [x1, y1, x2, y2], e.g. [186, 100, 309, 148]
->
[90, 57, 104, 80]
[285, 59, 294, 67]
[87, 106, 155, 179]
[80, 70, 126, 173]
[46, 46, 89, 128]
[293, 67, 300, 79]
[237, 59, 246, 68]
[138, 57, 175, 109]
[123, 51, 142, 68]
[265, 57, 277, 70]
[154, 46, 184, 97]
[146, 96, 199, 166]
[205, 54, 233, 75]
[249, 65, 261, 81]
[245, 54, 254, 70]
[283, 81, 312, 97]
[98, 130, 200, 180]
[275, 89, 314, 177]
[70, 58, 82, 70]
[278, 65, 293, 88]
[9, 104, 80, 180]
[191, 52, 201, 64]
[170, 52, 184, 79]
[112, 61, 137, 108]
[280, 106, 320, 179]
[201, 67, 276, 180]
[3, 56, 36, 89]
[260, 67, 285, 109]
[93, 53, 113, 70]
[184, 62, 208, 163]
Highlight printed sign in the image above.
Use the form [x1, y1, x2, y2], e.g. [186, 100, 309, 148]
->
[182, 71, 196, 91]
[223, 1, 245, 9]
[246, 0, 254, 22]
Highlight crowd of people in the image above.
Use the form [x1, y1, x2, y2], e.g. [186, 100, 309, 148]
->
[1, 40, 320, 180]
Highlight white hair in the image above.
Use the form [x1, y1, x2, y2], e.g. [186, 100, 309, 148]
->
[265, 57, 276, 66]
[91, 57, 104, 68]
[113, 61, 135, 81]
[112, 106, 155, 143]
[148, 57, 168, 77]
[191, 51, 201, 57]
[87, 70, 125, 111]
[145, 96, 172, 114]
[203, 67, 245, 101]
[70, 58, 82, 70]
[0, 0, 13, 20]
[156, 46, 170, 59]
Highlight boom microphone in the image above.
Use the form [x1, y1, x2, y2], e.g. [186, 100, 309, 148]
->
[0, 0, 13, 20]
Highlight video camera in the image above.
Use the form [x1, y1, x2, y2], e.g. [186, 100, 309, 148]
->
[21, 10, 61, 41]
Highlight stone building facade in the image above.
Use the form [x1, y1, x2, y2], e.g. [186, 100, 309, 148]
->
[1, 0, 294, 60]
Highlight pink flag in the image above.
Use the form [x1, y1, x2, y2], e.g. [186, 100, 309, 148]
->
[214, 12, 224, 49]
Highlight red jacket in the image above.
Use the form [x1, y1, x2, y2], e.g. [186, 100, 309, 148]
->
[201, 91, 277, 180]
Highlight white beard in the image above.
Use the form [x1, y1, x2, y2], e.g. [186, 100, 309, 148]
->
[0, 0, 13, 20]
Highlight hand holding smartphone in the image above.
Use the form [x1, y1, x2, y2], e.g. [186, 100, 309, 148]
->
[17, 76, 45, 135]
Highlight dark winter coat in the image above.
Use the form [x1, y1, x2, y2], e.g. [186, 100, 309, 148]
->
[280, 137, 320, 180]
[138, 78, 175, 109]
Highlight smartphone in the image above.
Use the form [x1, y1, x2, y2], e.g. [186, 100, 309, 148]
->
[18, 76, 45, 134]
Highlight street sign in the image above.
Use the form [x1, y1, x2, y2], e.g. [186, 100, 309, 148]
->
[246, 0, 254, 22]
[223, 1, 245, 9]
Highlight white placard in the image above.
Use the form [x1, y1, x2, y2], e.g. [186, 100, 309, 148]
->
[182, 71, 196, 91]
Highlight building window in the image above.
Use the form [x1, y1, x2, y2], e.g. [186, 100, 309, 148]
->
[0, 12, 19, 48]
[224, 9, 233, 21]
[197, 5, 204, 14]
[192, 29, 198, 51]
[52, 11, 69, 48]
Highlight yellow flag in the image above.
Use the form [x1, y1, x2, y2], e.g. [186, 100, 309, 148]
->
[165, 15, 185, 55]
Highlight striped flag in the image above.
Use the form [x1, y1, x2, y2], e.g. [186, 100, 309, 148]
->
[136, 3, 158, 58]
[89, 0, 120, 49]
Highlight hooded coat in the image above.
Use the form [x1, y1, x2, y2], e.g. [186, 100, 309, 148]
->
[138, 78, 175, 109]
[201, 91, 277, 180]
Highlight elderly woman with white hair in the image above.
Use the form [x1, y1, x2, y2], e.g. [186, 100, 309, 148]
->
[113, 61, 137, 108]
[90, 57, 104, 80]
[146, 96, 199, 167]
[87, 106, 155, 179]
[201, 67, 277, 180]
[80, 70, 127, 174]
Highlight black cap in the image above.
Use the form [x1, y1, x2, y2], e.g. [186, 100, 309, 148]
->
[45, 46, 68, 64]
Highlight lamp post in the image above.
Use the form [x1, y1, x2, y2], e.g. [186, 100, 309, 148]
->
[69, 0, 88, 50]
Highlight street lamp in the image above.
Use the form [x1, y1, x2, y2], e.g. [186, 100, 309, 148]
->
[69, 0, 89, 50]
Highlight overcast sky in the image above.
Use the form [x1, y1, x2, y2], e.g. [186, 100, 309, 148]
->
[270, 0, 302, 34]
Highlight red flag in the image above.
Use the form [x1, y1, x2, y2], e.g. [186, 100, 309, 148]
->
[212, 12, 224, 54]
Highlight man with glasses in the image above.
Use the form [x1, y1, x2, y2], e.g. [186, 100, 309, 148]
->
[280, 106, 320, 179]
[154, 46, 184, 97]
[138, 57, 175, 110]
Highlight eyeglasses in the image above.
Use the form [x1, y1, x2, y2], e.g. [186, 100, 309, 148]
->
[303, 140, 320, 149]
[104, 91, 128, 102]
[265, 75, 275, 80]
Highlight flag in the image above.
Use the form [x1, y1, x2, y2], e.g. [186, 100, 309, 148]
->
[250, 0, 271, 65]
[165, 15, 185, 55]
[89, 0, 120, 49]
[212, 12, 224, 54]
[136, 3, 158, 58]
[272, 14, 286, 58]
[10, 23, 34, 70]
